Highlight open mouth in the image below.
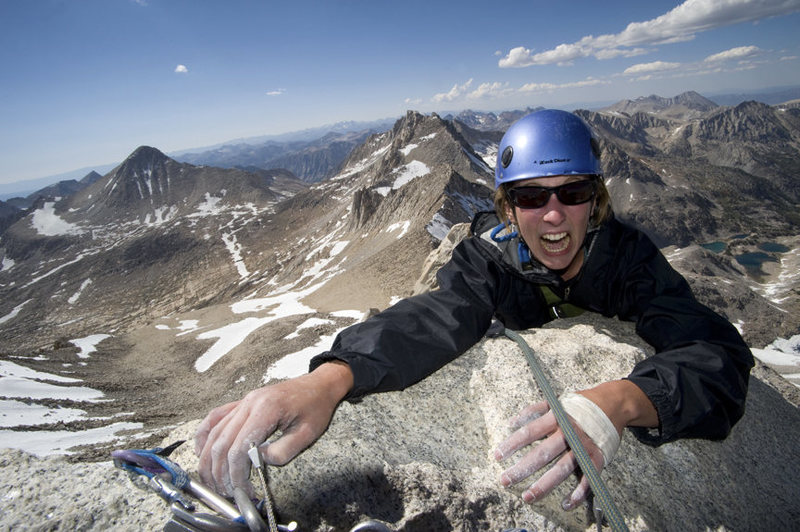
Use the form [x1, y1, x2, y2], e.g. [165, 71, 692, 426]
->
[541, 232, 570, 254]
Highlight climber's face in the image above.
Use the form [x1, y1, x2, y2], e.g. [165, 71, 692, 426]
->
[505, 175, 596, 280]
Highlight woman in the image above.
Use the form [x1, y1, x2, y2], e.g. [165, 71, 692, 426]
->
[195, 109, 753, 510]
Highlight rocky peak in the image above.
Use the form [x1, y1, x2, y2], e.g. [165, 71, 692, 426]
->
[80, 170, 103, 185]
[390, 110, 434, 146]
[602, 91, 718, 119]
[113, 146, 172, 177]
[671, 90, 719, 110]
[128, 145, 169, 162]
[86, 147, 179, 213]
[693, 100, 792, 142]
[448, 107, 542, 132]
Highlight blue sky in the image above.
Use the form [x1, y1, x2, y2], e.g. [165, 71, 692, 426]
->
[1, 0, 799, 188]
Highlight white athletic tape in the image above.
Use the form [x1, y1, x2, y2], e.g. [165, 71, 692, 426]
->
[559, 392, 620, 466]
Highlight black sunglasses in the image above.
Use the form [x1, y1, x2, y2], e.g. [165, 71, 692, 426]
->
[506, 180, 597, 209]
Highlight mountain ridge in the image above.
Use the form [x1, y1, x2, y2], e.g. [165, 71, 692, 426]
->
[4, 84, 799, 200]
[0, 91, 798, 475]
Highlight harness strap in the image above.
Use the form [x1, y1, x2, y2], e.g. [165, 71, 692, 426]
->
[539, 285, 585, 320]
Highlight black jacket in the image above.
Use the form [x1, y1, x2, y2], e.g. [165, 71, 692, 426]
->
[311, 211, 753, 445]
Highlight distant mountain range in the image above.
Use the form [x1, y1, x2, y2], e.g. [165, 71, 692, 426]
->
[3, 85, 799, 201]
[1, 89, 798, 468]
[0, 117, 398, 200]
[708, 85, 800, 106]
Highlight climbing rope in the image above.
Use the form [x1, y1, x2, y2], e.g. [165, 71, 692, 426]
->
[502, 328, 629, 532]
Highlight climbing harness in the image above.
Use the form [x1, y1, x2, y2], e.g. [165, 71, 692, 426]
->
[538, 285, 585, 320]
[501, 328, 629, 532]
[112, 440, 394, 532]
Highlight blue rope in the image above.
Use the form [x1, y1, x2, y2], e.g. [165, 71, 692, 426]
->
[517, 242, 531, 264]
[489, 222, 532, 266]
[490, 222, 517, 242]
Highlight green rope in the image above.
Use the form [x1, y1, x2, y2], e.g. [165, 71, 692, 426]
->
[503, 328, 629, 532]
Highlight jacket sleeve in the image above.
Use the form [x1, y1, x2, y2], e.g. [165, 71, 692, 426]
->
[310, 238, 501, 399]
[598, 228, 754, 445]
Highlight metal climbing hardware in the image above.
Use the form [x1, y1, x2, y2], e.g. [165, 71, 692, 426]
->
[112, 441, 395, 531]
[111, 441, 297, 532]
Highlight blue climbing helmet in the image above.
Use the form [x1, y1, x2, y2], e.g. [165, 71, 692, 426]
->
[495, 109, 602, 189]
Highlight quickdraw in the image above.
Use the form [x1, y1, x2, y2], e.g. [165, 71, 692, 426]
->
[111, 440, 394, 532]
[111, 440, 296, 532]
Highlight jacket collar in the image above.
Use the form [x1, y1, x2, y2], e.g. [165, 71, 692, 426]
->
[470, 210, 603, 288]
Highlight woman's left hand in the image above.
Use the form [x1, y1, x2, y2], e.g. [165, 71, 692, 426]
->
[493, 399, 607, 510]
[494, 380, 657, 509]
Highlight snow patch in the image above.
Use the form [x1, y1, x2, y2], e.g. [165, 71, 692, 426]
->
[30, 202, 85, 236]
[68, 278, 93, 305]
[144, 205, 179, 226]
[222, 232, 250, 280]
[336, 144, 390, 179]
[0, 400, 87, 428]
[426, 213, 452, 242]
[1, 257, 15, 272]
[264, 329, 343, 382]
[191, 192, 226, 217]
[194, 282, 324, 372]
[400, 143, 418, 156]
[463, 147, 492, 173]
[0, 371, 103, 403]
[752, 334, 800, 368]
[0, 422, 143, 456]
[0, 299, 32, 326]
[195, 317, 275, 372]
[0, 360, 82, 384]
[70, 334, 112, 359]
[330, 309, 366, 320]
[391, 161, 430, 190]
[386, 221, 411, 239]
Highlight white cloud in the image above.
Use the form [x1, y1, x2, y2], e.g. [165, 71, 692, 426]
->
[520, 78, 610, 92]
[499, 0, 800, 67]
[704, 45, 762, 62]
[623, 61, 682, 75]
[431, 76, 609, 103]
[174, 64, 188, 74]
[432, 79, 473, 102]
[467, 81, 513, 100]
[266, 88, 286, 96]
[594, 47, 650, 60]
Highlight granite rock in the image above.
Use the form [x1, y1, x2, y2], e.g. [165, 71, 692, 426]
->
[2, 314, 798, 531]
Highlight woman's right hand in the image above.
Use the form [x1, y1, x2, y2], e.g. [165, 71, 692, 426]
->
[194, 361, 353, 496]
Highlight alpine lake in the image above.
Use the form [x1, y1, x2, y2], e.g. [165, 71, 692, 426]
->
[701, 236, 791, 280]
